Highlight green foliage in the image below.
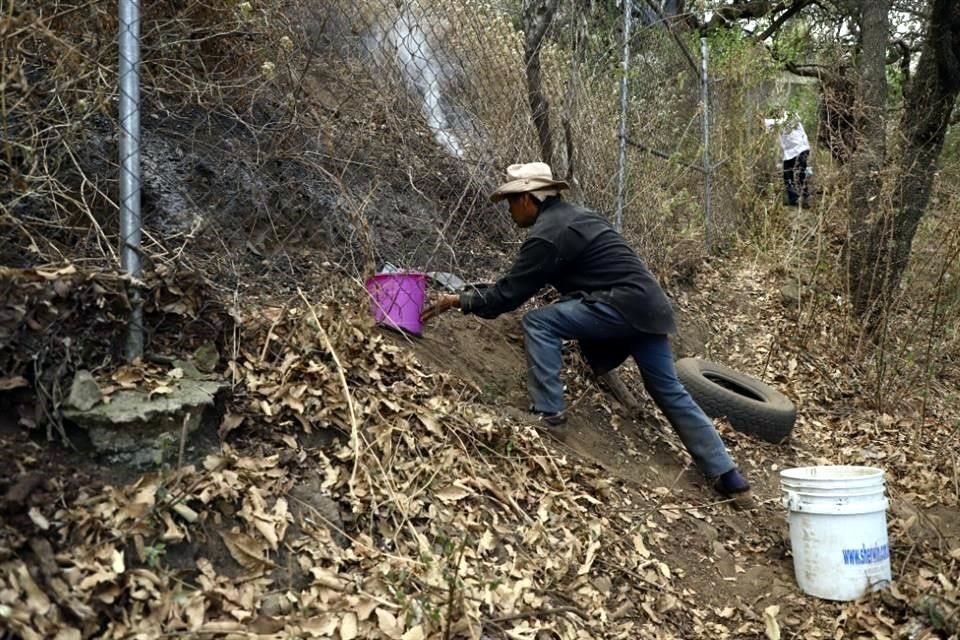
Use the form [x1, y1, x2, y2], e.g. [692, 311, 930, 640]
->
[706, 27, 774, 80]
[886, 64, 907, 105]
[942, 124, 960, 163]
[784, 86, 818, 129]
[143, 543, 166, 568]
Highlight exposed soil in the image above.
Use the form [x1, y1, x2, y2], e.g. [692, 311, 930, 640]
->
[398, 306, 803, 622]
[391, 257, 960, 635]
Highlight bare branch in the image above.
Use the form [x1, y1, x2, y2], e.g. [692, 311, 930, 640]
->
[641, 0, 700, 76]
[755, 0, 815, 41]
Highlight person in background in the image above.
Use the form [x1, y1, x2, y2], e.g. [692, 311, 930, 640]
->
[420, 162, 752, 503]
[764, 111, 811, 207]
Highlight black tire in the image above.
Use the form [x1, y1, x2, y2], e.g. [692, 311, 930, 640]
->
[675, 357, 796, 444]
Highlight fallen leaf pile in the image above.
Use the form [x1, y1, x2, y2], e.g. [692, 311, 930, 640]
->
[666, 259, 960, 638]
[2, 254, 959, 639]
[1, 290, 722, 639]
[0, 265, 127, 377]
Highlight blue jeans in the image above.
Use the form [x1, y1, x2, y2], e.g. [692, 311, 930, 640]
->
[522, 299, 736, 477]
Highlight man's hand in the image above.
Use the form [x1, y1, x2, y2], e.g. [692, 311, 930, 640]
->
[421, 294, 460, 323]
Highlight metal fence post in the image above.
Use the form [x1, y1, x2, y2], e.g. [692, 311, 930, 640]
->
[700, 36, 712, 252]
[614, 0, 632, 233]
[119, 0, 144, 359]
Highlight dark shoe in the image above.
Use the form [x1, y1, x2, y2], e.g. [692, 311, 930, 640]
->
[713, 469, 755, 508]
[533, 410, 567, 427]
[714, 468, 750, 494]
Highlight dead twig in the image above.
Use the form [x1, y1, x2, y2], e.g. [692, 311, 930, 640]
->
[258, 302, 288, 363]
[177, 412, 190, 470]
[485, 605, 586, 625]
[297, 287, 361, 496]
[442, 536, 469, 640]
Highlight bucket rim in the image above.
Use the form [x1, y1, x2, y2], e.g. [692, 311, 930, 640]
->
[780, 465, 885, 482]
[366, 271, 429, 283]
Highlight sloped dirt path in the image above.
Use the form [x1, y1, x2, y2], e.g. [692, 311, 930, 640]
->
[403, 253, 960, 638]
[401, 308, 809, 634]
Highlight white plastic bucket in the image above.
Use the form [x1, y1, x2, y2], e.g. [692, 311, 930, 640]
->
[780, 465, 892, 601]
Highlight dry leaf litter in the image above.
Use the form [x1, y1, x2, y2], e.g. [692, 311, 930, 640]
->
[2, 269, 697, 639]
[0, 258, 958, 640]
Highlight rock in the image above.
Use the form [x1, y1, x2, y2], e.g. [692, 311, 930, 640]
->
[192, 342, 220, 373]
[62, 379, 226, 467]
[259, 593, 292, 617]
[66, 370, 102, 411]
[780, 282, 802, 305]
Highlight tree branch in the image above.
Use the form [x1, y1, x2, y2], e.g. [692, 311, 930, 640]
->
[525, 0, 558, 49]
[485, 606, 586, 625]
[523, 0, 561, 165]
[641, 0, 700, 76]
[785, 61, 840, 84]
[755, 0, 814, 41]
[705, 0, 777, 31]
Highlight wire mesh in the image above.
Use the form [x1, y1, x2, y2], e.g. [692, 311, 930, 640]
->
[140, 0, 659, 289]
[5, 0, 960, 407]
[3, 0, 750, 299]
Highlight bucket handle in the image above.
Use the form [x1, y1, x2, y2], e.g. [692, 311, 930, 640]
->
[783, 491, 801, 511]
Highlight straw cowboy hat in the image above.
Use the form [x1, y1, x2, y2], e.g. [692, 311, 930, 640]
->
[490, 162, 569, 202]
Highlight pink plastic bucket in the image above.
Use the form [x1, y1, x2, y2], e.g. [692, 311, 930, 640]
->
[365, 272, 428, 335]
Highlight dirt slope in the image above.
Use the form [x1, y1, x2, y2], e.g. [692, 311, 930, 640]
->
[402, 297, 805, 630]
[402, 254, 960, 638]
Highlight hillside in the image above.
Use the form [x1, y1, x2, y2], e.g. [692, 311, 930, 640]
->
[2, 247, 958, 639]
[2, 0, 960, 638]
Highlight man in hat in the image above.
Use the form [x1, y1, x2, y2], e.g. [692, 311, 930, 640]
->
[421, 162, 751, 500]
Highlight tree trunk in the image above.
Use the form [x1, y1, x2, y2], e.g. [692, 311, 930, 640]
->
[523, 0, 560, 166]
[847, 0, 889, 327]
[852, 0, 960, 329]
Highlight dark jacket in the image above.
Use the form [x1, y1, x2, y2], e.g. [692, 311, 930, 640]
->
[460, 197, 676, 372]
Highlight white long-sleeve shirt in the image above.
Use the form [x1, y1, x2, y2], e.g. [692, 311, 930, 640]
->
[764, 114, 810, 161]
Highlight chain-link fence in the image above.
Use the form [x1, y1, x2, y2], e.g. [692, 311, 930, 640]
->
[7, 0, 960, 409]
[4, 0, 779, 306]
[195, 0, 735, 283]
[261, 0, 632, 280]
